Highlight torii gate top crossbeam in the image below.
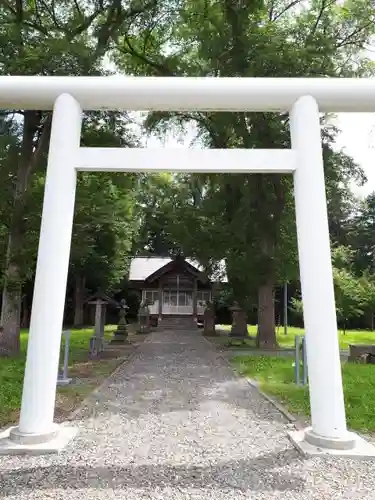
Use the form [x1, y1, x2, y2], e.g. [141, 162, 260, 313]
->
[0, 76, 374, 112]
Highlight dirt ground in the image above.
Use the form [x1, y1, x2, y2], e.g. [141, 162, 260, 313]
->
[55, 331, 149, 421]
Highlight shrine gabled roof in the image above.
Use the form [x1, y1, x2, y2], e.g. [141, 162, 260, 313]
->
[128, 257, 227, 283]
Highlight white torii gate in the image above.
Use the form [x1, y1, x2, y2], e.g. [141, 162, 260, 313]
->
[0, 76, 374, 457]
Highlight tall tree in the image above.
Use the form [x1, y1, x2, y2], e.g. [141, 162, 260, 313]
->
[135, 173, 183, 256]
[349, 193, 375, 273]
[68, 110, 140, 326]
[0, 0, 159, 352]
[124, 0, 374, 347]
[0, 1, 101, 352]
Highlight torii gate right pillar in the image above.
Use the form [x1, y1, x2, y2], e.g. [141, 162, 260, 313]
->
[289, 95, 356, 452]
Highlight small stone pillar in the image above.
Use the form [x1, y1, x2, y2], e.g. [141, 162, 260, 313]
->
[137, 299, 151, 334]
[203, 301, 216, 336]
[111, 299, 129, 344]
[86, 293, 111, 358]
[229, 301, 248, 337]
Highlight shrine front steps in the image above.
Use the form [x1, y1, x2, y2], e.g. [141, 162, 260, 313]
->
[158, 316, 198, 331]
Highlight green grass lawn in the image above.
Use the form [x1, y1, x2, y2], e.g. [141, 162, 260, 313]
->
[0, 325, 127, 427]
[233, 355, 375, 433]
[218, 324, 375, 350]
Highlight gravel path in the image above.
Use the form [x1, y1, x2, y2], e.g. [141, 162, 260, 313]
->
[0, 329, 374, 499]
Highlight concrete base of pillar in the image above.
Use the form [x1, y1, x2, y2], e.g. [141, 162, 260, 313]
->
[288, 426, 375, 459]
[0, 425, 78, 456]
[57, 377, 72, 386]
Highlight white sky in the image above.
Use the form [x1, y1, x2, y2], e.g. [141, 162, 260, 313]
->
[109, 54, 375, 199]
[143, 45, 375, 199]
[333, 113, 375, 197]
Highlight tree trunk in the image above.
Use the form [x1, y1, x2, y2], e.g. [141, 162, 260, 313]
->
[0, 112, 51, 355]
[257, 281, 277, 349]
[73, 274, 86, 327]
[1, 223, 24, 355]
[21, 294, 29, 329]
[0, 263, 22, 354]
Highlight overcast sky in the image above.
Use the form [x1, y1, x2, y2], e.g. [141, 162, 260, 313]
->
[334, 113, 375, 197]
[109, 53, 375, 199]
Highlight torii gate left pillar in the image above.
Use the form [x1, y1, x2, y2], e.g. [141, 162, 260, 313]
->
[0, 94, 82, 452]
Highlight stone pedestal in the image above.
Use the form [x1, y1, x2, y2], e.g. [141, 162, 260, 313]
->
[111, 321, 128, 343]
[229, 302, 248, 337]
[203, 302, 216, 336]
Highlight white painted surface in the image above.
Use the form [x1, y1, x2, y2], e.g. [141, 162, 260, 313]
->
[162, 290, 193, 315]
[288, 428, 375, 459]
[18, 94, 82, 437]
[1, 76, 375, 112]
[0, 426, 78, 456]
[144, 288, 209, 316]
[162, 305, 194, 315]
[76, 147, 296, 174]
[148, 301, 159, 315]
[290, 96, 349, 442]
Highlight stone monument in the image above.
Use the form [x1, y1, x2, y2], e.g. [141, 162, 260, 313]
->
[229, 301, 248, 338]
[203, 301, 216, 336]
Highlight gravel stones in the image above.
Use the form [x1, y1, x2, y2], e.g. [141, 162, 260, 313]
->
[0, 329, 374, 499]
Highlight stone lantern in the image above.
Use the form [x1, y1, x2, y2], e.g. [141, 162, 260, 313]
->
[111, 298, 129, 344]
[137, 299, 151, 334]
